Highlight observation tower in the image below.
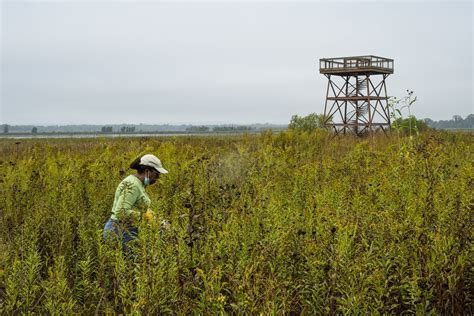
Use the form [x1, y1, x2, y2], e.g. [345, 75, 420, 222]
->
[319, 55, 394, 135]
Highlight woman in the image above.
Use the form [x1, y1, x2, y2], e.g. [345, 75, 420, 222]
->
[103, 154, 168, 248]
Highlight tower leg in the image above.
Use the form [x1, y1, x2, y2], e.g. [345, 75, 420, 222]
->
[324, 73, 390, 136]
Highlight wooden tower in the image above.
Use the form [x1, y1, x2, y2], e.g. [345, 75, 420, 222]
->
[319, 55, 394, 136]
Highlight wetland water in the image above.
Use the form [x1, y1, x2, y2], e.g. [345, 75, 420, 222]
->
[0, 132, 260, 139]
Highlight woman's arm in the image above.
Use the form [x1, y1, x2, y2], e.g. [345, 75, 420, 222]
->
[115, 181, 141, 223]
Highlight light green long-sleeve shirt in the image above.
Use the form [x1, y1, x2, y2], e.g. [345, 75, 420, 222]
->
[110, 175, 151, 226]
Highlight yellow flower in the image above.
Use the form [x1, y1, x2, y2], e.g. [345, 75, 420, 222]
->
[217, 294, 226, 304]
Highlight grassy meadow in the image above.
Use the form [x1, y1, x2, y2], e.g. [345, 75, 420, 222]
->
[0, 130, 472, 314]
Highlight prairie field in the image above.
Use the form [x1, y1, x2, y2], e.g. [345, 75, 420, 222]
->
[0, 130, 472, 314]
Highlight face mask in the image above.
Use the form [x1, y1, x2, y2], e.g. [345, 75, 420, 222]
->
[144, 171, 150, 186]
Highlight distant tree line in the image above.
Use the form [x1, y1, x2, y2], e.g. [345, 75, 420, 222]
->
[423, 114, 473, 129]
[3, 115, 470, 135]
[101, 126, 136, 133]
[212, 126, 254, 132]
[120, 126, 136, 133]
[0, 123, 286, 133]
[101, 126, 113, 133]
[185, 126, 210, 132]
[185, 125, 260, 132]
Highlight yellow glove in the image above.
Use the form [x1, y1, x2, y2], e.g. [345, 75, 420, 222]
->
[143, 209, 155, 223]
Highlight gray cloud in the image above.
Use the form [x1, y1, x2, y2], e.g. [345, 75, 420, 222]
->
[1, 1, 472, 125]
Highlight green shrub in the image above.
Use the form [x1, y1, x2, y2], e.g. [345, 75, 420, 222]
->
[288, 113, 330, 132]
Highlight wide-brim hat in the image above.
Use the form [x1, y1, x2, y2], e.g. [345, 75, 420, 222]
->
[140, 154, 169, 174]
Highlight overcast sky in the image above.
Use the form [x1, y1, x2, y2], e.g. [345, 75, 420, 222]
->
[1, 1, 472, 125]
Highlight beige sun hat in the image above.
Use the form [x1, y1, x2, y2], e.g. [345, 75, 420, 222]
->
[140, 154, 169, 174]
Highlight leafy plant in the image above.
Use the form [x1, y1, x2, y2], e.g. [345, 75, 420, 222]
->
[388, 90, 419, 136]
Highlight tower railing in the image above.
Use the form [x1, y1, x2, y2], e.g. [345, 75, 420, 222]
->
[320, 55, 394, 75]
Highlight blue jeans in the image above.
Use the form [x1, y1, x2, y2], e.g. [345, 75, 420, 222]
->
[103, 218, 138, 251]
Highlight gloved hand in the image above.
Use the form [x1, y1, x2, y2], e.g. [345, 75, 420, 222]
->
[143, 209, 155, 223]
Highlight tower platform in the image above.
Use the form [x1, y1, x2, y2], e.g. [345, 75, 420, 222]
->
[319, 55, 394, 76]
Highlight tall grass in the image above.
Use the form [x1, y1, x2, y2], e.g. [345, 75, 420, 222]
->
[0, 130, 472, 314]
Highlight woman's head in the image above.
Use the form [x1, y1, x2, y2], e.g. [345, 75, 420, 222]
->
[130, 154, 168, 186]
